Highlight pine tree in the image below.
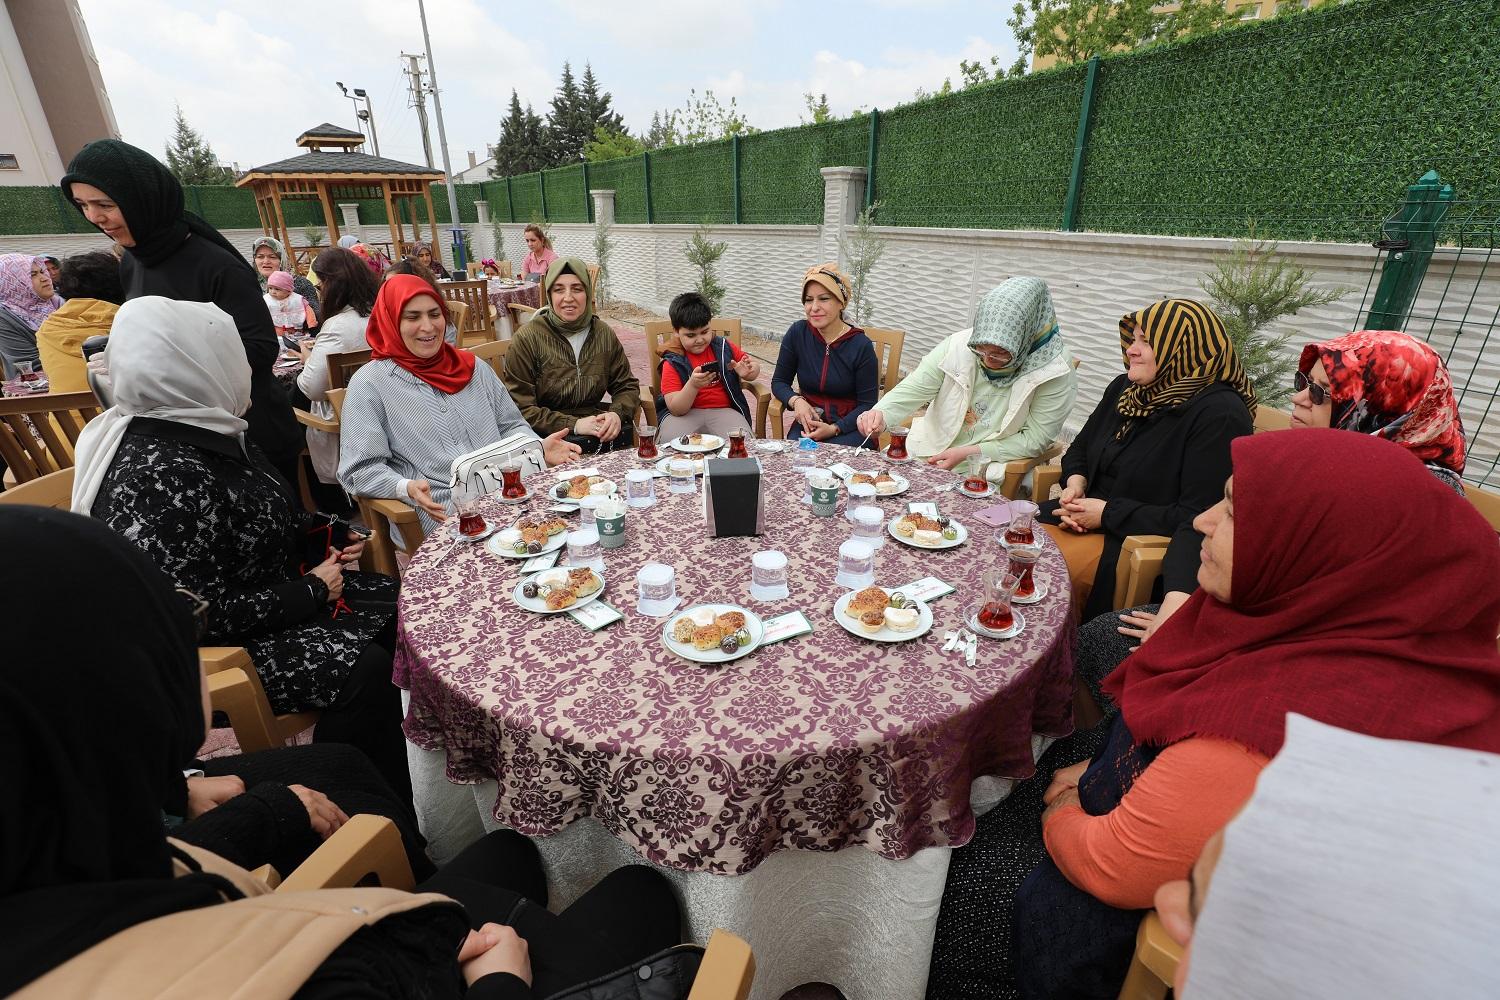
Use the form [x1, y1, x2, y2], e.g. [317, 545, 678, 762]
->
[642, 111, 677, 150]
[164, 105, 232, 185]
[491, 92, 552, 175]
[578, 63, 625, 138]
[521, 103, 549, 172]
[546, 62, 589, 164]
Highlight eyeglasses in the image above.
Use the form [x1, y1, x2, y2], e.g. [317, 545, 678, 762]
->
[1293, 370, 1332, 406]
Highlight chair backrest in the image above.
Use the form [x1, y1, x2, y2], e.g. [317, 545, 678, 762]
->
[0, 465, 74, 508]
[439, 279, 497, 342]
[0, 390, 101, 483]
[1465, 483, 1500, 532]
[468, 339, 510, 380]
[643, 316, 752, 400]
[1253, 407, 1292, 433]
[326, 388, 346, 422]
[863, 327, 906, 396]
[498, 259, 514, 280]
[447, 299, 471, 338]
[327, 349, 373, 392]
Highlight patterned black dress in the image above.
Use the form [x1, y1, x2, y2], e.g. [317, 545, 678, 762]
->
[91, 417, 397, 714]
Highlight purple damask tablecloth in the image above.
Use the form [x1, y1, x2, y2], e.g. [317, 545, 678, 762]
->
[486, 280, 541, 314]
[396, 448, 1074, 875]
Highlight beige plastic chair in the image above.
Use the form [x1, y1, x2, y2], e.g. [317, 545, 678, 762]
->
[767, 326, 905, 440]
[640, 318, 773, 435]
[0, 389, 101, 485]
[1117, 911, 1182, 1000]
[0, 465, 73, 507]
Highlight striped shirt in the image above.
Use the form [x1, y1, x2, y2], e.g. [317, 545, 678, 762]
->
[338, 358, 540, 534]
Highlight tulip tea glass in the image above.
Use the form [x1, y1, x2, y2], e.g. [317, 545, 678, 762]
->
[886, 426, 910, 461]
[976, 568, 1020, 633]
[500, 459, 527, 499]
[727, 428, 750, 459]
[1006, 545, 1041, 600]
[962, 455, 989, 495]
[1003, 502, 1037, 546]
[636, 424, 659, 460]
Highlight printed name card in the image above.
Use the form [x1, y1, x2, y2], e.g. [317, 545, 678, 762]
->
[520, 549, 562, 573]
[759, 611, 813, 646]
[826, 462, 857, 481]
[569, 599, 623, 630]
[894, 576, 956, 603]
[906, 501, 939, 517]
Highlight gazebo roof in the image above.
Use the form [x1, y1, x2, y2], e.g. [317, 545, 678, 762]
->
[235, 150, 444, 186]
[298, 122, 364, 143]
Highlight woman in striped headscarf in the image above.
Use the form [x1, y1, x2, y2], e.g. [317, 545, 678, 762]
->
[858, 276, 1078, 475]
[1039, 298, 1254, 621]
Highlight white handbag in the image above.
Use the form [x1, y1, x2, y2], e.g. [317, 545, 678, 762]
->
[448, 431, 545, 497]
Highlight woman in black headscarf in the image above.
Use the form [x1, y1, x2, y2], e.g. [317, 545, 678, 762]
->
[60, 138, 303, 486]
[0, 506, 689, 999]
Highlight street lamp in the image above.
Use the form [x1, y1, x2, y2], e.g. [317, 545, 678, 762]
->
[335, 83, 381, 156]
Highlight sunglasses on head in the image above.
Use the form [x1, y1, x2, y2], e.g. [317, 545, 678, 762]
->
[1294, 370, 1332, 406]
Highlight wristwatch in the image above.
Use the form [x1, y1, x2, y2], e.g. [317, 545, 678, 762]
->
[304, 574, 330, 605]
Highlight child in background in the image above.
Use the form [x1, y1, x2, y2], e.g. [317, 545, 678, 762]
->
[263, 270, 316, 340]
[656, 291, 761, 441]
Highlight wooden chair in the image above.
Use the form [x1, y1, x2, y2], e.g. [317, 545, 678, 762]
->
[1465, 482, 1500, 532]
[639, 318, 774, 436]
[469, 339, 509, 381]
[325, 387, 426, 578]
[1117, 911, 1181, 1000]
[326, 350, 373, 392]
[0, 465, 73, 507]
[767, 327, 906, 440]
[0, 390, 101, 484]
[438, 279, 499, 347]
[201, 644, 319, 754]
[248, 813, 416, 892]
[508, 301, 539, 329]
[1253, 406, 1292, 432]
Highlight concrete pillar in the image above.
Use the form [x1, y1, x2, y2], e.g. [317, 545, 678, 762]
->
[475, 200, 491, 225]
[590, 189, 617, 228]
[337, 203, 361, 240]
[819, 167, 867, 266]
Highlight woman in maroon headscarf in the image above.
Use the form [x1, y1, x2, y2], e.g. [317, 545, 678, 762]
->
[338, 275, 579, 535]
[1292, 329, 1466, 491]
[1005, 429, 1500, 1000]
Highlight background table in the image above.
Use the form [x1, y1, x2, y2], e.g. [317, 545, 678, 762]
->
[396, 448, 1074, 998]
[487, 280, 541, 339]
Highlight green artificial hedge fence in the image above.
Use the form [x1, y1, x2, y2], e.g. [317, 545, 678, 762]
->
[586, 156, 648, 223]
[649, 139, 735, 225]
[739, 118, 869, 225]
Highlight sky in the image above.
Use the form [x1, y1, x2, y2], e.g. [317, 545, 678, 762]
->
[74, 0, 1020, 173]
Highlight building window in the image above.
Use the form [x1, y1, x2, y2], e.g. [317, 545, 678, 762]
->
[0, 154, 19, 170]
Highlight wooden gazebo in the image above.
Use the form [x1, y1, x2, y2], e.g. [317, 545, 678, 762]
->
[236, 124, 445, 272]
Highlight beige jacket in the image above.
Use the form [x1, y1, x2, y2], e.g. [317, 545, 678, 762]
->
[17, 842, 457, 1000]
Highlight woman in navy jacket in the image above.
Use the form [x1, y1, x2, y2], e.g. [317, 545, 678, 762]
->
[771, 262, 879, 447]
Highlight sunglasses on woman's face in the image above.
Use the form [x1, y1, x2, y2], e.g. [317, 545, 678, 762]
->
[1294, 370, 1332, 406]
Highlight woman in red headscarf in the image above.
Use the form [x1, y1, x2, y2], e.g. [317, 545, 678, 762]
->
[1000, 429, 1500, 1000]
[338, 276, 579, 533]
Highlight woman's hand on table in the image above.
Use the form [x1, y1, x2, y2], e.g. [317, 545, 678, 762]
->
[185, 774, 245, 819]
[288, 783, 349, 839]
[927, 445, 980, 471]
[542, 428, 583, 466]
[1060, 496, 1105, 531]
[856, 409, 887, 440]
[407, 480, 449, 521]
[460, 923, 532, 987]
[308, 554, 345, 603]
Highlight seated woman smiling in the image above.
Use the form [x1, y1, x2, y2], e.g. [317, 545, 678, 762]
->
[339, 275, 580, 534]
[1008, 429, 1500, 999]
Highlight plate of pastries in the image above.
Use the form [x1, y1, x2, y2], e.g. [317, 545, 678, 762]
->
[512, 567, 605, 613]
[833, 586, 933, 642]
[889, 512, 967, 550]
[846, 470, 909, 497]
[553, 474, 617, 500]
[663, 604, 765, 663]
[667, 433, 723, 454]
[487, 514, 570, 558]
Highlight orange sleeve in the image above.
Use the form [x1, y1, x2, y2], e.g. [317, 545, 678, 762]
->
[659, 361, 684, 394]
[1042, 739, 1268, 909]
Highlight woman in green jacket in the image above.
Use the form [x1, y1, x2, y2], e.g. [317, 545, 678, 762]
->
[504, 258, 641, 453]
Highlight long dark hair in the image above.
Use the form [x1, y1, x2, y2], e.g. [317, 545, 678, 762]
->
[312, 247, 379, 321]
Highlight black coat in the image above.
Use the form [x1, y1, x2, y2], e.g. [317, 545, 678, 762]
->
[1040, 374, 1252, 618]
[121, 235, 303, 478]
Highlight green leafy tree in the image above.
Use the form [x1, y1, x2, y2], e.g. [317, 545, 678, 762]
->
[642, 111, 678, 150]
[584, 126, 645, 163]
[164, 104, 233, 185]
[682, 224, 728, 314]
[302, 225, 326, 247]
[838, 202, 888, 328]
[674, 89, 758, 145]
[1199, 231, 1349, 407]
[491, 91, 551, 175]
[1006, 0, 1237, 73]
[801, 93, 834, 125]
[592, 215, 617, 306]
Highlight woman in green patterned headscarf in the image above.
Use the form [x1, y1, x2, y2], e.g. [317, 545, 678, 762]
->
[503, 257, 641, 453]
[250, 235, 320, 318]
[858, 276, 1079, 473]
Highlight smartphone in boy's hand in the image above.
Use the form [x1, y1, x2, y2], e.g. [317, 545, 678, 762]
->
[695, 362, 721, 383]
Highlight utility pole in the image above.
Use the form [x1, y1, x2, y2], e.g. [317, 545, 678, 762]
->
[416, 0, 467, 269]
[401, 53, 434, 169]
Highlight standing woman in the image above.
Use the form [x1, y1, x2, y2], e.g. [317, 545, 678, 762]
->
[60, 139, 304, 487]
[504, 259, 640, 454]
[0, 253, 63, 377]
[771, 262, 880, 446]
[520, 224, 557, 281]
[1040, 299, 1253, 621]
[251, 235, 320, 321]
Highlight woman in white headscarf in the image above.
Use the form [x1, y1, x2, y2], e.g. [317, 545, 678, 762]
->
[1157, 714, 1500, 998]
[73, 296, 410, 801]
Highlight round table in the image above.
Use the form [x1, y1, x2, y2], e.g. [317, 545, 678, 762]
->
[487, 280, 541, 316]
[397, 447, 1074, 997]
[398, 448, 1073, 866]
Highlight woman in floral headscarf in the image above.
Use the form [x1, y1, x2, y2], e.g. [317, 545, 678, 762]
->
[250, 236, 320, 320]
[407, 240, 451, 280]
[1293, 329, 1466, 491]
[770, 262, 880, 446]
[0, 253, 64, 377]
[858, 276, 1078, 475]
